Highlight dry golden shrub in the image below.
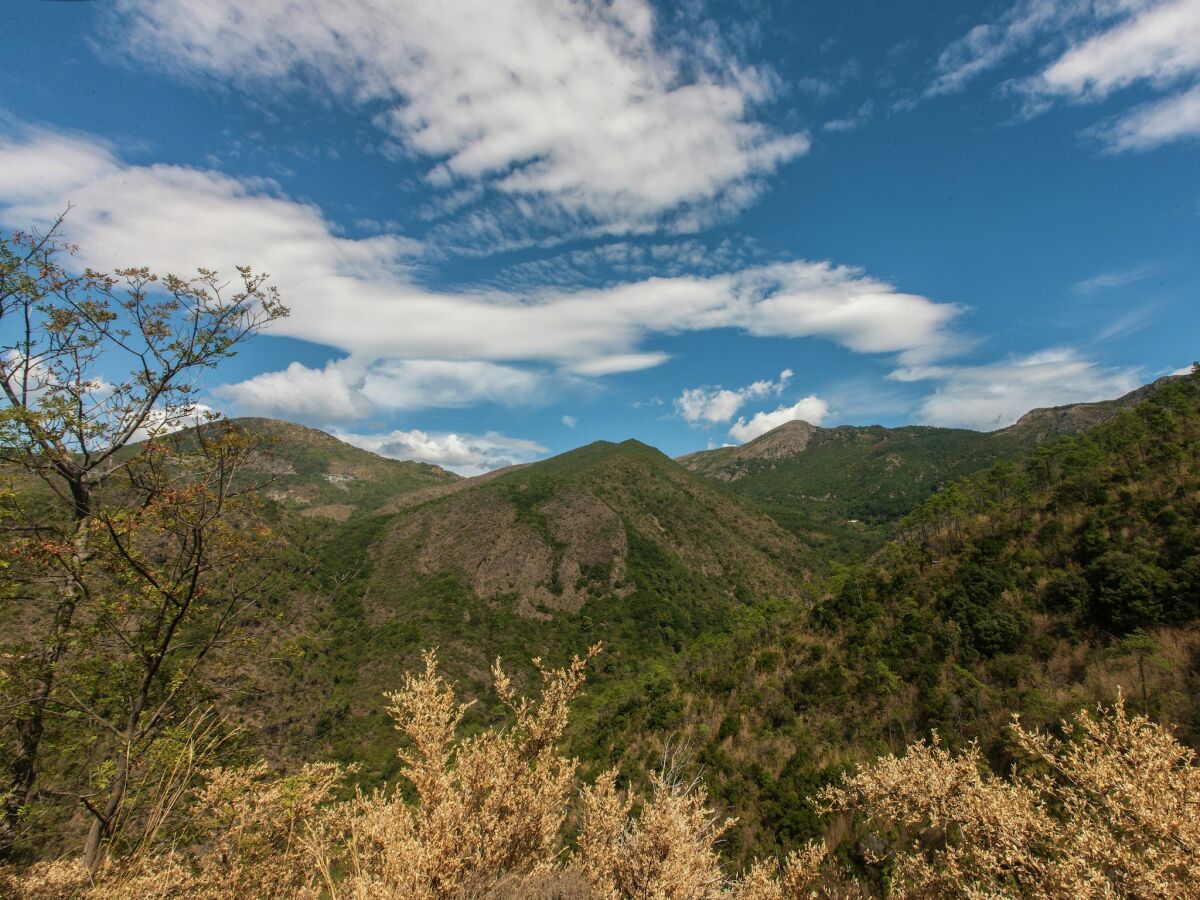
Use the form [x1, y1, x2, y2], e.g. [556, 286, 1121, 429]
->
[0, 761, 342, 899]
[5, 655, 1199, 900]
[577, 761, 733, 899]
[822, 694, 1200, 898]
[734, 842, 864, 900]
[1010, 694, 1200, 896]
[310, 646, 599, 899]
[0, 858, 92, 899]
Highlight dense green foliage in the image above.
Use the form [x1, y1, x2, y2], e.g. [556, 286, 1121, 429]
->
[716, 425, 1028, 561]
[232, 368, 1200, 866]
[654, 369, 1200, 860]
[267, 439, 810, 793]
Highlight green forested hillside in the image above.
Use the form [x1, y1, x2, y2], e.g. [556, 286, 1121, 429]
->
[213, 370, 1200, 863]
[7, 372, 1196, 875]
[687, 424, 1024, 561]
[618, 367, 1200, 861]
[677, 380, 1172, 564]
[251, 438, 814, 786]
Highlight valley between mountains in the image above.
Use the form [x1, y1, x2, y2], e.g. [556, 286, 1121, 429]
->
[214, 371, 1200, 862]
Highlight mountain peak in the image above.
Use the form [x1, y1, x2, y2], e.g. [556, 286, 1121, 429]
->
[997, 374, 1183, 442]
[675, 418, 823, 481]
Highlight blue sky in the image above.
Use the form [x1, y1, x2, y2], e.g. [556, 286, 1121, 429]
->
[1, 0, 1197, 474]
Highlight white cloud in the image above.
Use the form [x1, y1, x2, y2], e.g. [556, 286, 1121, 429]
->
[1093, 304, 1160, 342]
[216, 362, 372, 422]
[568, 353, 672, 376]
[561, 415, 577, 428]
[332, 428, 548, 476]
[892, 348, 1141, 430]
[0, 126, 965, 407]
[360, 360, 545, 410]
[926, 0, 1094, 97]
[1171, 363, 1197, 375]
[0, 126, 120, 204]
[217, 358, 547, 421]
[728, 395, 830, 442]
[931, 0, 1200, 151]
[109, 0, 808, 235]
[822, 101, 874, 133]
[675, 369, 793, 424]
[1030, 0, 1200, 102]
[1071, 261, 1159, 293]
[1089, 82, 1200, 150]
[131, 403, 216, 442]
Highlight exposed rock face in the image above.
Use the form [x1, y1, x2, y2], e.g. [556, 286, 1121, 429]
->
[379, 487, 629, 618]
[677, 420, 821, 480]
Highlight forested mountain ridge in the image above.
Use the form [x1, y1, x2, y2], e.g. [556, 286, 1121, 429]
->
[676, 376, 1184, 562]
[225, 417, 460, 520]
[195, 369, 1200, 864]
[635, 366, 1200, 860]
[256, 437, 815, 784]
[5, 362, 1196, 884]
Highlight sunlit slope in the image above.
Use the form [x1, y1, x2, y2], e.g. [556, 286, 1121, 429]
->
[275, 438, 813, 780]
[677, 377, 1182, 561]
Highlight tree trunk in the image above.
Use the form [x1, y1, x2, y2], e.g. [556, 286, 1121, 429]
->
[1, 485, 91, 859]
[82, 749, 129, 875]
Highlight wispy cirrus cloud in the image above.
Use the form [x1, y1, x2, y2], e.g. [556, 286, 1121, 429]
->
[1087, 82, 1200, 151]
[927, 0, 1200, 152]
[822, 100, 875, 133]
[1071, 261, 1160, 294]
[1027, 0, 1200, 102]
[108, 0, 809, 242]
[925, 0, 1095, 98]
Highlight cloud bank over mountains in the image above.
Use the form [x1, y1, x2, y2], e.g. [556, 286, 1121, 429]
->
[892, 349, 1142, 431]
[331, 428, 549, 477]
[0, 125, 967, 433]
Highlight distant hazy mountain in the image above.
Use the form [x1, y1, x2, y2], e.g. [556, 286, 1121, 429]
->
[228, 417, 459, 520]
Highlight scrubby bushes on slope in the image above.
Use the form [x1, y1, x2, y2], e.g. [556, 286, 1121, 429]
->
[3, 652, 1197, 898]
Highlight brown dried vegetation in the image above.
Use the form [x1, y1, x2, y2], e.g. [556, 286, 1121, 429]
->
[3, 652, 1197, 899]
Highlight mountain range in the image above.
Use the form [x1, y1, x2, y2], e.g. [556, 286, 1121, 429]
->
[210, 372, 1198, 827]
[4, 361, 1194, 867]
